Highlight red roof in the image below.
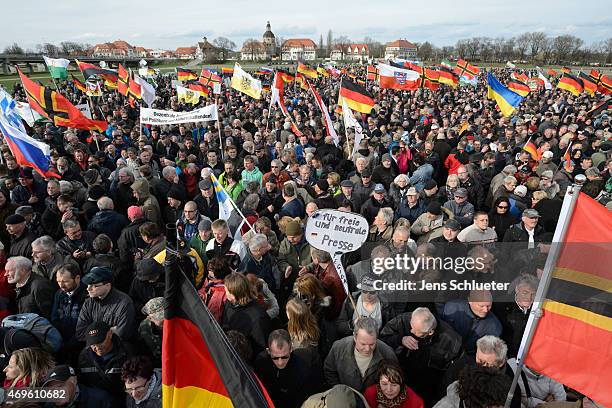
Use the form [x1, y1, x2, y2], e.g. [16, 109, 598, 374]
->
[282, 39, 316, 49]
[175, 47, 196, 55]
[387, 39, 417, 49]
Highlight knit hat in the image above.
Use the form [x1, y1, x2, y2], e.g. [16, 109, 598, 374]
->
[541, 170, 554, 179]
[88, 185, 105, 200]
[83, 169, 99, 185]
[142, 297, 165, 322]
[285, 220, 302, 236]
[316, 179, 329, 191]
[427, 201, 442, 216]
[127, 206, 143, 219]
[5, 214, 25, 225]
[514, 185, 528, 197]
[167, 185, 185, 201]
[424, 180, 437, 190]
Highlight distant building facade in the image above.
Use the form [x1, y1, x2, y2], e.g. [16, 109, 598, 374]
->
[241, 21, 277, 61]
[281, 38, 316, 61]
[385, 39, 417, 60]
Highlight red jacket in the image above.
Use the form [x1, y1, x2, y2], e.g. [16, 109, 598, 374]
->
[200, 282, 227, 322]
[444, 153, 464, 175]
[396, 150, 412, 175]
[312, 263, 346, 320]
[364, 384, 424, 408]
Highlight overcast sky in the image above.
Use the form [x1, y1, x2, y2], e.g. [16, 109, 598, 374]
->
[2, 0, 610, 52]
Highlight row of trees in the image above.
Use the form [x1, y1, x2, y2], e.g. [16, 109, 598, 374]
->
[3, 41, 92, 56]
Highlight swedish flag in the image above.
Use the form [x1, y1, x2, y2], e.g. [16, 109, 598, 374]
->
[487, 73, 523, 117]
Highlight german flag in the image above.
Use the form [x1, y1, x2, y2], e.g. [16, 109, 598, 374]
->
[277, 69, 294, 83]
[176, 67, 198, 81]
[162, 257, 275, 408]
[75, 60, 118, 82]
[525, 192, 612, 408]
[186, 80, 210, 97]
[297, 60, 318, 79]
[128, 76, 142, 107]
[18, 68, 107, 132]
[558, 73, 583, 97]
[561, 66, 572, 74]
[522, 138, 541, 160]
[295, 73, 309, 90]
[367, 65, 378, 81]
[221, 67, 234, 75]
[438, 66, 459, 88]
[71, 75, 86, 93]
[339, 78, 375, 114]
[579, 72, 598, 96]
[507, 79, 531, 97]
[317, 65, 329, 77]
[547, 68, 558, 77]
[511, 71, 529, 83]
[453, 59, 480, 80]
[118, 64, 129, 96]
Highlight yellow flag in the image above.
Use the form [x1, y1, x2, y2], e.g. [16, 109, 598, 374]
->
[230, 63, 261, 99]
[176, 85, 200, 105]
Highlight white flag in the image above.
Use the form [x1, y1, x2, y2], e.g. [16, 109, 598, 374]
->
[135, 76, 156, 107]
[342, 98, 363, 158]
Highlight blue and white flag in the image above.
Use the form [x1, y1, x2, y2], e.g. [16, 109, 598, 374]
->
[211, 173, 234, 220]
[0, 88, 58, 178]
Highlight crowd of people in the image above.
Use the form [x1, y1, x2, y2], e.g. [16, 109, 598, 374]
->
[0, 62, 609, 407]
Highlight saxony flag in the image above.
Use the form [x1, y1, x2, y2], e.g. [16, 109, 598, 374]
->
[230, 63, 262, 99]
[43, 56, 70, 80]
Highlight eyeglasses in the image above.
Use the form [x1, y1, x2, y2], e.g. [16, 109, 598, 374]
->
[87, 283, 108, 289]
[497, 205, 509, 209]
[270, 355, 290, 361]
[125, 380, 149, 393]
[271, 166, 279, 168]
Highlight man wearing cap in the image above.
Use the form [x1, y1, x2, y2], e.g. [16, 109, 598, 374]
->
[131, 178, 162, 227]
[354, 168, 375, 204]
[139, 297, 165, 366]
[12, 167, 47, 213]
[335, 179, 361, 212]
[5, 256, 54, 319]
[396, 187, 426, 224]
[43, 364, 112, 408]
[313, 179, 337, 210]
[117, 206, 149, 267]
[278, 220, 311, 295]
[503, 209, 545, 249]
[411, 201, 449, 244]
[189, 218, 213, 262]
[78, 321, 135, 402]
[360, 184, 393, 225]
[129, 258, 165, 318]
[6, 213, 36, 258]
[536, 151, 556, 176]
[76, 266, 136, 341]
[194, 178, 220, 221]
[443, 188, 474, 228]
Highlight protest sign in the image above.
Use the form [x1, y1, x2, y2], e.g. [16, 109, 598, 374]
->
[140, 105, 218, 125]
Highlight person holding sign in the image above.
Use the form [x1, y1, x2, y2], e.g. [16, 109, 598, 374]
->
[300, 248, 347, 320]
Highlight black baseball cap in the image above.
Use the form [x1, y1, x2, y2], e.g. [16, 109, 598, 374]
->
[85, 321, 111, 347]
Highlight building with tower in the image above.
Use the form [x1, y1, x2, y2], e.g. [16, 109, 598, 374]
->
[241, 21, 278, 61]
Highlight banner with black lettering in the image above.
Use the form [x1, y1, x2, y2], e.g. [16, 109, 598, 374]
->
[140, 105, 218, 125]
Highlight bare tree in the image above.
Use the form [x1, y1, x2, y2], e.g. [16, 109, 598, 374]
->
[464, 38, 481, 61]
[417, 41, 434, 62]
[553, 35, 583, 63]
[515, 33, 530, 61]
[479, 37, 494, 62]
[37, 43, 60, 56]
[318, 34, 324, 58]
[363, 36, 383, 59]
[527, 32, 547, 60]
[455, 39, 469, 59]
[333, 36, 351, 60]
[502, 37, 516, 61]
[242, 38, 261, 61]
[213, 37, 236, 61]
[3, 43, 24, 54]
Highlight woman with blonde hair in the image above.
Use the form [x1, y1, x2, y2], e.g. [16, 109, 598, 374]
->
[286, 297, 320, 349]
[222, 272, 271, 358]
[326, 172, 342, 196]
[438, 174, 460, 203]
[3, 347, 54, 388]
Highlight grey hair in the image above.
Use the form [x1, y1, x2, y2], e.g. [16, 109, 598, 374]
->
[118, 167, 133, 178]
[271, 159, 283, 168]
[248, 234, 268, 251]
[476, 335, 508, 366]
[411, 307, 438, 332]
[7, 256, 32, 272]
[162, 166, 176, 179]
[504, 175, 517, 184]
[353, 317, 379, 337]
[515, 274, 539, 293]
[97, 196, 113, 210]
[394, 174, 409, 184]
[243, 194, 260, 211]
[62, 219, 80, 230]
[378, 207, 394, 226]
[371, 245, 391, 259]
[31, 236, 55, 252]
[585, 167, 600, 178]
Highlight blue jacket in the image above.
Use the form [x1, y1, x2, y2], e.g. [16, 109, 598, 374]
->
[410, 163, 434, 191]
[440, 299, 502, 354]
[279, 199, 305, 219]
[396, 200, 426, 224]
[51, 283, 88, 346]
[87, 210, 129, 243]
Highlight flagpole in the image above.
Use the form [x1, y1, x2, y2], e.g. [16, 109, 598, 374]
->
[215, 97, 224, 160]
[211, 174, 255, 233]
[552, 142, 572, 176]
[503, 181, 583, 408]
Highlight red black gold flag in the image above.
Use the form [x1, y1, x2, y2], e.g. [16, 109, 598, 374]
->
[75, 59, 118, 82]
[295, 73, 309, 90]
[599, 74, 612, 95]
[71, 75, 87, 93]
[558, 73, 584, 97]
[221, 67, 234, 75]
[438, 66, 459, 88]
[297, 60, 318, 79]
[162, 257, 275, 408]
[118, 64, 129, 97]
[339, 78, 375, 114]
[525, 192, 612, 407]
[561, 66, 572, 74]
[367, 65, 378, 81]
[186, 80, 210, 97]
[587, 98, 612, 118]
[453, 59, 480, 80]
[176, 67, 198, 81]
[277, 69, 294, 83]
[19, 68, 107, 132]
[507, 79, 531, 97]
[547, 68, 558, 77]
[578, 72, 598, 96]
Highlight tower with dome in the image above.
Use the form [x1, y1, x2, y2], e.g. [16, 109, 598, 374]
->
[262, 21, 277, 58]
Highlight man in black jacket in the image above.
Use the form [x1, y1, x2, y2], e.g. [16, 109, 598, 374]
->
[117, 206, 148, 266]
[6, 214, 36, 258]
[503, 209, 547, 248]
[5, 256, 55, 319]
[380, 307, 463, 406]
[254, 330, 323, 408]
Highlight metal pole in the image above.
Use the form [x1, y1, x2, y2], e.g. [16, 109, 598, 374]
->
[504, 182, 583, 408]
[215, 97, 224, 160]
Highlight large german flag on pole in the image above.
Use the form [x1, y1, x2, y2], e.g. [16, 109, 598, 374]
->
[297, 60, 318, 79]
[18, 69, 107, 132]
[75, 60, 118, 82]
[118, 64, 129, 97]
[557, 73, 583, 97]
[176, 67, 198, 82]
[162, 254, 275, 408]
[339, 78, 375, 114]
[514, 190, 612, 407]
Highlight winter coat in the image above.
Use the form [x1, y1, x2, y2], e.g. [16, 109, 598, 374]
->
[117, 217, 148, 264]
[221, 300, 271, 356]
[336, 291, 395, 337]
[443, 200, 474, 227]
[15, 273, 55, 319]
[459, 176, 485, 210]
[51, 282, 88, 347]
[324, 336, 398, 392]
[76, 287, 136, 341]
[411, 210, 452, 244]
[364, 384, 425, 408]
[502, 222, 546, 246]
[87, 209, 129, 243]
[440, 300, 502, 354]
[131, 179, 163, 226]
[396, 200, 427, 224]
[9, 229, 36, 258]
[360, 196, 394, 225]
[410, 164, 434, 191]
[125, 369, 163, 408]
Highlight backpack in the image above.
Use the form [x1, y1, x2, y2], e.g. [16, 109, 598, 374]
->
[2, 313, 63, 353]
[301, 385, 370, 408]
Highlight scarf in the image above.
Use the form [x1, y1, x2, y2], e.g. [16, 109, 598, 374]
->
[376, 384, 408, 408]
[353, 295, 382, 329]
[133, 371, 158, 405]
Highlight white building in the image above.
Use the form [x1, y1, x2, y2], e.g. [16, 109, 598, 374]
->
[240, 21, 278, 61]
[281, 39, 317, 61]
[384, 39, 418, 60]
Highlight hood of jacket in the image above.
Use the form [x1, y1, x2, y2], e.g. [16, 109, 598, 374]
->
[131, 178, 151, 200]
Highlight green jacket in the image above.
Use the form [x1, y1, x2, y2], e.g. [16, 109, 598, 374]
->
[189, 234, 209, 264]
[241, 167, 264, 189]
[226, 182, 244, 202]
